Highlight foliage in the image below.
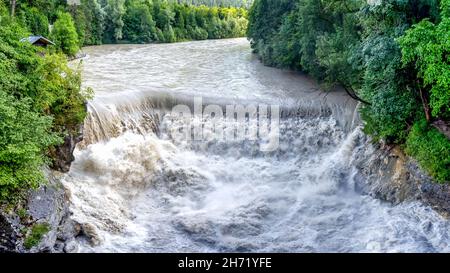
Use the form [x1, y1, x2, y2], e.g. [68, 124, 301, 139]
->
[123, 0, 156, 43]
[24, 223, 50, 249]
[167, 0, 253, 8]
[51, 11, 80, 56]
[0, 20, 88, 201]
[74, 0, 105, 45]
[399, 0, 450, 119]
[5, 0, 248, 46]
[357, 1, 425, 142]
[18, 7, 49, 37]
[0, 91, 60, 200]
[406, 119, 450, 183]
[103, 0, 126, 43]
[72, 0, 248, 44]
[248, 0, 449, 181]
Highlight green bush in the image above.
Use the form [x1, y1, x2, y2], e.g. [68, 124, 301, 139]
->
[24, 223, 50, 249]
[16, 7, 50, 37]
[399, 0, 450, 120]
[51, 11, 80, 56]
[406, 120, 450, 183]
[0, 91, 60, 200]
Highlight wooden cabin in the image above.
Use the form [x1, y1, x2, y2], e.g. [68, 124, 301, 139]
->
[20, 36, 55, 48]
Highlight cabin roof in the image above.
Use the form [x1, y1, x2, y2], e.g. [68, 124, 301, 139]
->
[20, 35, 55, 46]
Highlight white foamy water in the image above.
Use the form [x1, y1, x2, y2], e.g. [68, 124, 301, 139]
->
[63, 38, 450, 253]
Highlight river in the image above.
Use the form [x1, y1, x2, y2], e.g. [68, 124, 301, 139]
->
[63, 38, 450, 253]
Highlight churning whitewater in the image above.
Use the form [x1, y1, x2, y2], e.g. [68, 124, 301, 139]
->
[63, 38, 450, 253]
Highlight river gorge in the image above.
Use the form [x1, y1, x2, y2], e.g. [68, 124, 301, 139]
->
[61, 38, 450, 253]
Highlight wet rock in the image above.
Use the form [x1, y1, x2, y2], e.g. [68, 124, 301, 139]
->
[0, 171, 79, 253]
[417, 173, 450, 218]
[54, 240, 65, 252]
[355, 143, 450, 216]
[63, 239, 79, 253]
[51, 121, 85, 173]
[58, 218, 81, 242]
[26, 172, 71, 252]
[79, 223, 101, 246]
[0, 213, 20, 253]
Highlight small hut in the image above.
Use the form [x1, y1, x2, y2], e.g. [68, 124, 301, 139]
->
[20, 36, 55, 47]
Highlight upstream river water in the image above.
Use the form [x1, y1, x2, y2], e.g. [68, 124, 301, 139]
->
[63, 38, 450, 253]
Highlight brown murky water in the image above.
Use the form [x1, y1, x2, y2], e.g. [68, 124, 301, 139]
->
[63, 38, 450, 253]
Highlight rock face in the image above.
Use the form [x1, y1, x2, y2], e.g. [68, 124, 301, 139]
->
[0, 120, 85, 253]
[0, 213, 20, 252]
[25, 172, 79, 252]
[0, 171, 81, 253]
[354, 142, 450, 217]
[51, 124, 84, 173]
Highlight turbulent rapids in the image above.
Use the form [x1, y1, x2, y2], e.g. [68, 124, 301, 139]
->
[63, 38, 450, 253]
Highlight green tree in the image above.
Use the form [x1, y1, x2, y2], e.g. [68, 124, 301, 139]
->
[163, 24, 176, 42]
[0, 19, 89, 200]
[123, 0, 156, 43]
[0, 90, 60, 200]
[79, 0, 105, 45]
[103, 0, 126, 42]
[0, 0, 10, 24]
[20, 7, 49, 36]
[51, 11, 80, 56]
[68, 4, 87, 46]
[399, 0, 450, 120]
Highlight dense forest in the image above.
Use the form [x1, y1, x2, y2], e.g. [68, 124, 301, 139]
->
[248, 0, 450, 182]
[3, 0, 248, 56]
[167, 0, 253, 7]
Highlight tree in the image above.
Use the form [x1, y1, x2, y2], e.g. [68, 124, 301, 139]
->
[51, 11, 80, 56]
[0, 90, 60, 200]
[0, 20, 88, 200]
[163, 24, 176, 42]
[399, 0, 450, 120]
[79, 0, 105, 45]
[10, 0, 15, 17]
[0, 0, 9, 23]
[103, 0, 126, 42]
[21, 7, 49, 36]
[123, 0, 156, 43]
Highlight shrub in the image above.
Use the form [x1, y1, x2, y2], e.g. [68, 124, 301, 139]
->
[51, 11, 80, 56]
[399, 0, 450, 120]
[21, 7, 49, 37]
[0, 21, 88, 201]
[24, 223, 50, 249]
[406, 120, 450, 183]
[0, 91, 61, 200]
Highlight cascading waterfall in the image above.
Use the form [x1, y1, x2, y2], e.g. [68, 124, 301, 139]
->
[63, 38, 450, 253]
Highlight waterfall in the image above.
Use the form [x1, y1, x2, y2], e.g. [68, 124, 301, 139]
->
[63, 38, 450, 253]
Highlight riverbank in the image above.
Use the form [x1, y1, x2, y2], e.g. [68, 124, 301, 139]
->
[0, 124, 87, 253]
[246, 0, 450, 184]
[355, 142, 450, 218]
